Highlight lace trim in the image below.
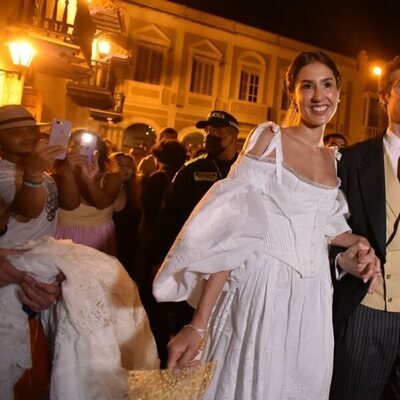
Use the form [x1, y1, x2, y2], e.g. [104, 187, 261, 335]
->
[244, 154, 340, 190]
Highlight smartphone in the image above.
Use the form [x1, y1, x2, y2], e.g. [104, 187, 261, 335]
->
[48, 119, 72, 160]
[80, 132, 97, 162]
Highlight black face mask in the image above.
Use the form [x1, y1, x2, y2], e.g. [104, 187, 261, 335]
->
[205, 134, 226, 157]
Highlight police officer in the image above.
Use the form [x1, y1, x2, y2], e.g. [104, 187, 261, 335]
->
[155, 110, 239, 261]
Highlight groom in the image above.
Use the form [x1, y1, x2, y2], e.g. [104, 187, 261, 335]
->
[332, 55, 400, 399]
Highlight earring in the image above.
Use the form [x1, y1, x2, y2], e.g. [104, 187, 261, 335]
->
[338, 99, 341, 104]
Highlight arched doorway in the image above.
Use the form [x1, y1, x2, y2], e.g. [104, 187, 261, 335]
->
[123, 123, 157, 151]
[181, 131, 204, 158]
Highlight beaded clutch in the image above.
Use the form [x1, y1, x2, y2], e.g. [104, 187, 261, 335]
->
[128, 362, 217, 400]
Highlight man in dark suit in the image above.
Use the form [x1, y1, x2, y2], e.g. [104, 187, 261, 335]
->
[332, 56, 400, 399]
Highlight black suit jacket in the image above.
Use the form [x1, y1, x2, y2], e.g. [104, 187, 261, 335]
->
[332, 133, 387, 335]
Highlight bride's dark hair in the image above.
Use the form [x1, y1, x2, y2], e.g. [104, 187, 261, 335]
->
[284, 51, 342, 97]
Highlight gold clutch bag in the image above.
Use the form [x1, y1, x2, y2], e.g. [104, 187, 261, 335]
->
[128, 362, 217, 400]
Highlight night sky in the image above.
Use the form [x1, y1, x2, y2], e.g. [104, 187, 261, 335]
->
[169, 0, 399, 60]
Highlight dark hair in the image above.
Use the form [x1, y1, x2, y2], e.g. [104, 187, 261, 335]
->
[379, 55, 400, 111]
[285, 51, 342, 97]
[323, 132, 347, 145]
[110, 151, 137, 169]
[159, 127, 178, 140]
[71, 128, 110, 172]
[152, 140, 187, 169]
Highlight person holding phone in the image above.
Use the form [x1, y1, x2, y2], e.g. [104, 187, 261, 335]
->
[0, 105, 72, 398]
[54, 129, 122, 255]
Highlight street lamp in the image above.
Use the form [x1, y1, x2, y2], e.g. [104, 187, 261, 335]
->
[98, 40, 111, 57]
[7, 40, 36, 79]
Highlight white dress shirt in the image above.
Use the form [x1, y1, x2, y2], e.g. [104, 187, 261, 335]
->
[384, 129, 400, 175]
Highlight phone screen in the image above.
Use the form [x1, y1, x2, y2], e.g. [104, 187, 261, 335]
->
[48, 119, 72, 160]
[80, 133, 97, 162]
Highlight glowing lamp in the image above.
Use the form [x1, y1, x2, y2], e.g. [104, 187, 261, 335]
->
[98, 40, 111, 57]
[8, 41, 36, 68]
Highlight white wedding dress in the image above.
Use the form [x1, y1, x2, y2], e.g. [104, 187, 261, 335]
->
[153, 122, 350, 400]
[0, 237, 159, 400]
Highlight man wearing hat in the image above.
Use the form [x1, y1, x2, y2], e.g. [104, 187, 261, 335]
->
[0, 104, 65, 305]
[149, 110, 239, 363]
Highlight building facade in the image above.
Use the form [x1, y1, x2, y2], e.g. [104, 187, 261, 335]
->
[0, 0, 388, 150]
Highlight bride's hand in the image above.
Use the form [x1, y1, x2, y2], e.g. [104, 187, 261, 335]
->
[167, 325, 206, 370]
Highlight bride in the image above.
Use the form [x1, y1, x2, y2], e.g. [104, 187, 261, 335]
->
[153, 51, 381, 400]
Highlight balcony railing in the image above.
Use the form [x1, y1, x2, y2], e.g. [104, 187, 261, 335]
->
[66, 60, 119, 109]
[82, 60, 116, 90]
[11, 0, 76, 37]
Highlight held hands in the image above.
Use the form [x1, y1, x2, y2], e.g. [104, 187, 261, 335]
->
[337, 241, 381, 293]
[167, 324, 207, 371]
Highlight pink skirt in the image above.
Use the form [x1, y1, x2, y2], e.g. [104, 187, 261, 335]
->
[55, 220, 117, 256]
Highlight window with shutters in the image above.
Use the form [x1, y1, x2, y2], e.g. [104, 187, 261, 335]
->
[134, 46, 163, 85]
[239, 69, 260, 103]
[189, 58, 215, 95]
[236, 51, 266, 104]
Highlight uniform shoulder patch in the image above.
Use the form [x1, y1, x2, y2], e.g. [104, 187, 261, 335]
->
[194, 172, 218, 182]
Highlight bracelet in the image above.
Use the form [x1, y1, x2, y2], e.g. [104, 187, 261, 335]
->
[183, 324, 208, 338]
[23, 179, 44, 188]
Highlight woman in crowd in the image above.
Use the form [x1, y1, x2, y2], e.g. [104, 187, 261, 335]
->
[111, 151, 141, 276]
[153, 51, 381, 399]
[54, 129, 121, 255]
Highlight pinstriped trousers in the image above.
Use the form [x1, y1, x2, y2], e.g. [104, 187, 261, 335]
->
[332, 304, 400, 399]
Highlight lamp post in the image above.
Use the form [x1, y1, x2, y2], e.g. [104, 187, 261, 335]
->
[0, 40, 35, 105]
[7, 40, 36, 79]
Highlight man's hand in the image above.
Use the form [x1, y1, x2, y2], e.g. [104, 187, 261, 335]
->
[24, 139, 64, 179]
[18, 273, 65, 312]
[0, 249, 64, 310]
[338, 241, 382, 293]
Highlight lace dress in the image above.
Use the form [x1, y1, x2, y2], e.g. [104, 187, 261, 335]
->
[153, 122, 350, 400]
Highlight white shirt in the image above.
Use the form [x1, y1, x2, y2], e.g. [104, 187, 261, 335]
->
[384, 129, 400, 174]
[0, 159, 58, 248]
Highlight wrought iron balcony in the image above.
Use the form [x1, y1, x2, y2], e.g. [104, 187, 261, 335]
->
[90, 92, 125, 123]
[66, 59, 125, 116]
